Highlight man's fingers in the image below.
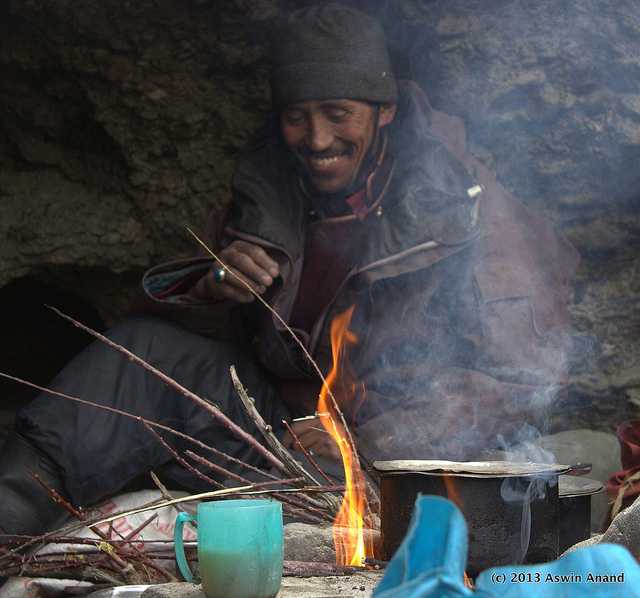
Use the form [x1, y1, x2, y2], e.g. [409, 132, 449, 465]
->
[284, 422, 341, 461]
[233, 241, 280, 278]
[225, 254, 272, 289]
[196, 266, 255, 302]
[222, 241, 279, 284]
[305, 436, 342, 461]
[288, 421, 327, 446]
[290, 417, 322, 435]
[218, 264, 267, 295]
[296, 428, 337, 449]
[190, 239, 278, 303]
[295, 425, 328, 441]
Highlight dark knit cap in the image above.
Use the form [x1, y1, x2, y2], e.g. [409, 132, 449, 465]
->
[271, 3, 397, 107]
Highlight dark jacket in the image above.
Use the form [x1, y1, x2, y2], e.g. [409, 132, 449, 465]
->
[140, 81, 579, 460]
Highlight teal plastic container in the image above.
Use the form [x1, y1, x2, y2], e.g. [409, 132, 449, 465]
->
[174, 499, 283, 598]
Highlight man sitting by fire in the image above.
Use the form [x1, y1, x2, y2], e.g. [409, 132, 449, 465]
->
[0, 3, 578, 539]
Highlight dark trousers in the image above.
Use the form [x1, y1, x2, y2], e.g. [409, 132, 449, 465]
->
[16, 316, 289, 506]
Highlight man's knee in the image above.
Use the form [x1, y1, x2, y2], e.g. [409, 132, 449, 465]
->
[106, 315, 182, 345]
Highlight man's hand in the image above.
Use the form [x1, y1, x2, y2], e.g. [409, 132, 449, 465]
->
[191, 240, 280, 303]
[283, 417, 342, 462]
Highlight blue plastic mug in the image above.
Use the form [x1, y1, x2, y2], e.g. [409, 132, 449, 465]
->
[174, 499, 283, 598]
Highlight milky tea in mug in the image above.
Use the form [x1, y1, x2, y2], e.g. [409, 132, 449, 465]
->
[174, 499, 283, 598]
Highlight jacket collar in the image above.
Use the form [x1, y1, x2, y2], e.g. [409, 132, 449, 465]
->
[349, 80, 481, 273]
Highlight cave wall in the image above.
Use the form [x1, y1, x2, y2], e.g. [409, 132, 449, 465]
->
[1, 0, 639, 429]
[0, 0, 278, 321]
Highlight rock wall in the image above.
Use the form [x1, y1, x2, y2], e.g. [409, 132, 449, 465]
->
[1, 0, 638, 429]
[0, 0, 278, 320]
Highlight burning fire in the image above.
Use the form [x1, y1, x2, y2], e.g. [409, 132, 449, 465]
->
[443, 474, 464, 511]
[444, 475, 475, 589]
[317, 305, 374, 567]
[317, 309, 475, 584]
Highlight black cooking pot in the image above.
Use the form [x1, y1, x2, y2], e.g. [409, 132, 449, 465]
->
[374, 460, 572, 577]
[558, 475, 603, 553]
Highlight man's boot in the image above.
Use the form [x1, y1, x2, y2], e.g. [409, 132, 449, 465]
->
[0, 432, 68, 541]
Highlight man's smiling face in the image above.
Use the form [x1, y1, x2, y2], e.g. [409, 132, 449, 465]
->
[280, 99, 396, 194]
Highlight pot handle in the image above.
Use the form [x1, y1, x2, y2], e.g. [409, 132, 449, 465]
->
[565, 462, 592, 477]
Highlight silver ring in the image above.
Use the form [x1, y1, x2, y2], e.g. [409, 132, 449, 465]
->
[213, 268, 226, 283]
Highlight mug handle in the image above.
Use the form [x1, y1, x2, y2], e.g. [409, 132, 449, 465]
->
[174, 511, 197, 582]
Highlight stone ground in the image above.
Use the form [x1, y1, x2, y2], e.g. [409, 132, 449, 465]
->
[81, 574, 383, 597]
[135, 573, 383, 598]
[85, 482, 640, 596]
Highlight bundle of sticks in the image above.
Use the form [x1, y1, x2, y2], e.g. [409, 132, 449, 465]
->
[0, 232, 376, 586]
[0, 341, 351, 583]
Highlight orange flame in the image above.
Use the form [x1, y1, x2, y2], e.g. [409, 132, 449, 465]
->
[464, 571, 475, 589]
[444, 475, 474, 588]
[443, 474, 464, 511]
[317, 305, 373, 566]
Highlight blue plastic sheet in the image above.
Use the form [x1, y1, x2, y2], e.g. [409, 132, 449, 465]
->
[373, 495, 640, 597]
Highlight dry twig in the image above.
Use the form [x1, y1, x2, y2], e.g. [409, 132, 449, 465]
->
[183, 450, 329, 523]
[230, 366, 320, 488]
[149, 472, 180, 518]
[0, 373, 278, 483]
[231, 366, 340, 514]
[282, 419, 335, 485]
[143, 423, 222, 489]
[27, 475, 138, 581]
[0, 373, 340, 525]
[46, 305, 287, 474]
[188, 230, 361, 473]
[89, 480, 336, 529]
[32, 473, 86, 521]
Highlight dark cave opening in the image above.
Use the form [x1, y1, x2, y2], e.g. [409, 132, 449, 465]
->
[0, 277, 105, 431]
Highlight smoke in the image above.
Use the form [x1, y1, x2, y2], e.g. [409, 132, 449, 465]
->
[328, 0, 640, 463]
[497, 424, 556, 465]
[255, 1, 638, 464]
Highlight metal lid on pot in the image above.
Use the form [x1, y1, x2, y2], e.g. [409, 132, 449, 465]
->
[559, 475, 604, 497]
[372, 459, 572, 478]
